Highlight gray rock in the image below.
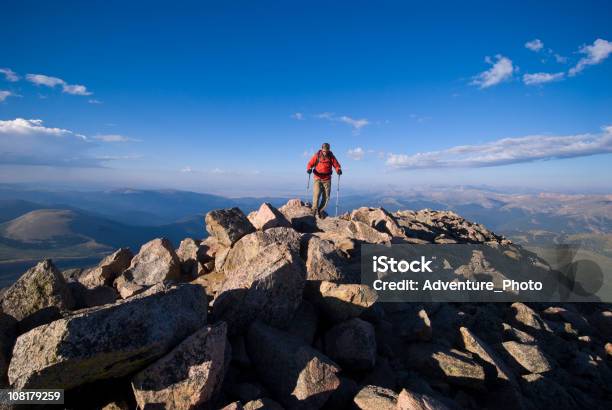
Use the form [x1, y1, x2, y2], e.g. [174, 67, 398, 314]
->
[205, 208, 255, 246]
[459, 326, 515, 384]
[68, 282, 118, 309]
[246, 321, 340, 409]
[248, 202, 291, 230]
[222, 227, 301, 275]
[520, 373, 577, 410]
[114, 238, 181, 298]
[301, 235, 352, 282]
[404, 344, 486, 389]
[279, 199, 318, 233]
[243, 398, 284, 410]
[324, 318, 376, 371]
[1, 260, 74, 332]
[397, 388, 450, 410]
[510, 303, 551, 332]
[213, 243, 306, 333]
[502, 341, 552, 374]
[176, 238, 210, 278]
[286, 301, 318, 345]
[350, 207, 406, 238]
[132, 322, 229, 410]
[79, 248, 133, 288]
[353, 385, 397, 410]
[306, 281, 377, 323]
[0, 312, 17, 387]
[8, 283, 208, 390]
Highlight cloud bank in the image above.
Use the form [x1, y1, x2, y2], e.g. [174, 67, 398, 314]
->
[387, 126, 612, 169]
[569, 38, 612, 76]
[0, 118, 132, 167]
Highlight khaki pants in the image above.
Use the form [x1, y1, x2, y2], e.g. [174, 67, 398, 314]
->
[312, 179, 331, 213]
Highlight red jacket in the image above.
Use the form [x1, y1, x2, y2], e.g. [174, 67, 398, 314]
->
[307, 150, 341, 181]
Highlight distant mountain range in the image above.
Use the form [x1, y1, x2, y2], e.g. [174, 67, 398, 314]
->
[0, 184, 610, 287]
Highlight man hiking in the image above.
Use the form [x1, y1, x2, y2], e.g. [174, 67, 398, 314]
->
[306, 142, 342, 218]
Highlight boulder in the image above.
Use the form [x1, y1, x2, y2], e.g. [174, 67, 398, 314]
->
[279, 199, 317, 233]
[213, 243, 306, 333]
[222, 227, 301, 275]
[246, 321, 340, 409]
[176, 238, 210, 278]
[350, 207, 406, 238]
[501, 341, 552, 374]
[459, 327, 515, 384]
[8, 283, 208, 390]
[324, 318, 376, 371]
[286, 301, 318, 345]
[220, 402, 244, 410]
[248, 202, 291, 230]
[510, 303, 550, 332]
[306, 281, 377, 323]
[132, 322, 229, 410]
[0, 312, 17, 387]
[404, 344, 486, 389]
[79, 248, 133, 288]
[205, 208, 255, 246]
[316, 218, 391, 244]
[520, 374, 577, 410]
[114, 238, 181, 298]
[301, 234, 352, 282]
[353, 385, 397, 410]
[397, 388, 450, 410]
[385, 305, 432, 342]
[589, 309, 612, 340]
[68, 282, 118, 309]
[243, 398, 284, 410]
[1, 259, 74, 332]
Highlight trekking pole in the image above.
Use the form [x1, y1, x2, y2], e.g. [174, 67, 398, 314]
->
[306, 172, 311, 202]
[335, 174, 340, 216]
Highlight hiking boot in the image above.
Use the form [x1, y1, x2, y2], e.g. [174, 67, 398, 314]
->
[317, 210, 326, 219]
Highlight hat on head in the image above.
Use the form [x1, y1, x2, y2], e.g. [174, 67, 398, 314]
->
[322, 142, 330, 150]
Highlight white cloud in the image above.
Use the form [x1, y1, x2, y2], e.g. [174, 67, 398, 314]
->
[522, 72, 565, 85]
[0, 118, 132, 167]
[316, 112, 370, 133]
[0, 68, 19, 82]
[386, 126, 612, 169]
[0, 91, 15, 102]
[180, 166, 194, 173]
[93, 134, 138, 143]
[569, 38, 612, 76]
[554, 53, 568, 64]
[291, 112, 304, 120]
[88, 99, 103, 104]
[26, 73, 93, 96]
[471, 55, 516, 88]
[338, 116, 369, 131]
[525, 39, 544, 52]
[347, 147, 365, 160]
[26, 74, 65, 87]
[62, 84, 92, 96]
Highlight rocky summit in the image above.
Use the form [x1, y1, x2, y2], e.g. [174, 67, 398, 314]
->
[0, 199, 610, 409]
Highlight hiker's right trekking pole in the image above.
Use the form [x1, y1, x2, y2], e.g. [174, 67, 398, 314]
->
[335, 174, 340, 217]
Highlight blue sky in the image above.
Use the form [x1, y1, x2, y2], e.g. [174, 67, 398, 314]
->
[0, 0, 611, 195]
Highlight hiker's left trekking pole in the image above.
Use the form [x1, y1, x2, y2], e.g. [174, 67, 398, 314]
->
[335, 174, 340, 216]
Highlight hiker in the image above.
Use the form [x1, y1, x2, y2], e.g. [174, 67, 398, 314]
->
[306, 142, 342, 218]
